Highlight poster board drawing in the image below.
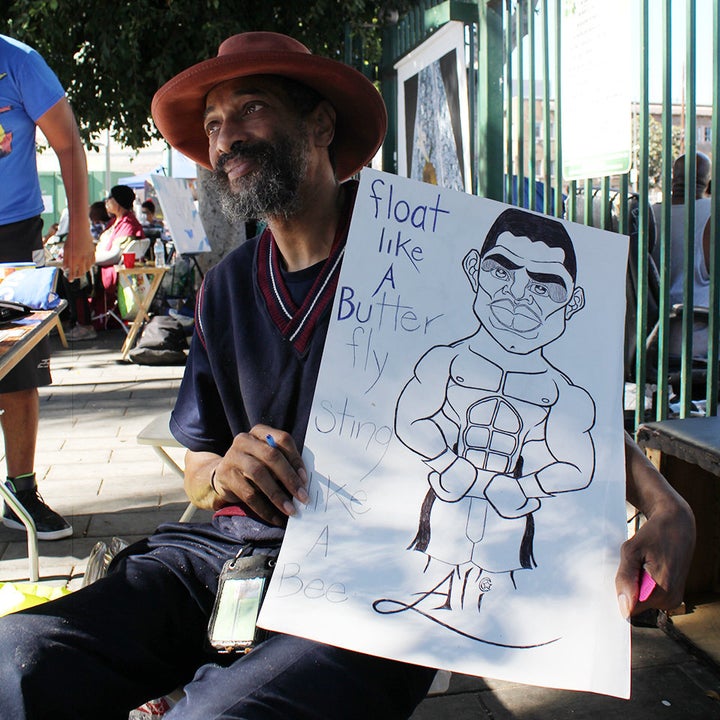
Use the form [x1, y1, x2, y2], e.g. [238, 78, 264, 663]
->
[395, 21, 472, 193]
[150, 175, 211, 256]
[258, 169, 631, 699]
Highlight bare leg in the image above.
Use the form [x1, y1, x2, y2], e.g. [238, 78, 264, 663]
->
[0, 388, 71, 540]
[0, 388, 38, 477]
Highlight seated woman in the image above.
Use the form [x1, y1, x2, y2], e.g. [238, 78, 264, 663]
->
[67, 185, 146, 341]
[89, 200, 111, 241]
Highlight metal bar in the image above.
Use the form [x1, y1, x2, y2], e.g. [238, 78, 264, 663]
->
[380, 25, 398, 174]
[476, 0, 505, 200]
[0, 484, 38, 581]
[656, 0, 673, 419]
[567, 179, 577, 222]
[635, 0, 651, 431]
[469, 22, 478, 195]
[541, 0, 552, 215]
[505, 0, 514, 203]
[516, 2, 526, 208]
[529, 0, 537, 211]
[619, 174, 630, 236]
[600, 176, 611, 230]
[707, 0, 720, 413]
[553, 0, 563, 217]
[680, 0, 697, 417]
[584, 178, 593, 227]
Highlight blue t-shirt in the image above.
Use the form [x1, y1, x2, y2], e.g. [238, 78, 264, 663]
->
[0, 35, 65, 225]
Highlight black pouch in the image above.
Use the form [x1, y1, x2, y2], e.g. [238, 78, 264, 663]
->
[0, 300, 32, 324]
[207, 546, 277, 653]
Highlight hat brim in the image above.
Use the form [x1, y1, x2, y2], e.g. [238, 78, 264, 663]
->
[151, 51, 387, 182]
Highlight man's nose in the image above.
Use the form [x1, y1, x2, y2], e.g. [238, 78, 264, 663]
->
[212, 116, 247, 162]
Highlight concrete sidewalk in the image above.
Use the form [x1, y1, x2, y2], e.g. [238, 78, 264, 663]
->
[0, 329, 208, 587]
[0, 330, 719, 719]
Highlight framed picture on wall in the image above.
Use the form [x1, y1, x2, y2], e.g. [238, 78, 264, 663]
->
[395, 21, 472, 193]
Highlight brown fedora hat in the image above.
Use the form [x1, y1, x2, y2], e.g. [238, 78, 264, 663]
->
[151, 32, 387, 182]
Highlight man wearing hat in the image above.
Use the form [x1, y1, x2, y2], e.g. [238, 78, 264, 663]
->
[0, 31, 695, 719]
[0, 32, 436, 719]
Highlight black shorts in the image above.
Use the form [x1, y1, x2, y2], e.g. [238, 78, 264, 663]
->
[0, 216, 52, 393]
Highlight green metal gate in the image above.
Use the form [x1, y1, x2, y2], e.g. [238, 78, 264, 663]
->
[377, 0, 720, 428]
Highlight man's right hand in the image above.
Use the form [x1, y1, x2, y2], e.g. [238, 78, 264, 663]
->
[208, 425, 309, 526]
[62, 226, 95, 280]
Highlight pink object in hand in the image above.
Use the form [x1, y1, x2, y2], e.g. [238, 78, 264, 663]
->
[639, 569, 656, 602]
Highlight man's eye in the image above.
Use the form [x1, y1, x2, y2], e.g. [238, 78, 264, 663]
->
[205, 121, 220, 137]
[492, 266, 509, 280]
[243, 102, 264, 115]
[530, 283, 548, 296]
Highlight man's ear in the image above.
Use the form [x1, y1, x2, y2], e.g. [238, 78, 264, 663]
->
[311, 100, 336, 149]
[462, 249, 481, 293]
[565, 287, 585, 319]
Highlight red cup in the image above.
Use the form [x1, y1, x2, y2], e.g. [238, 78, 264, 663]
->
[122, 252, 136, 268]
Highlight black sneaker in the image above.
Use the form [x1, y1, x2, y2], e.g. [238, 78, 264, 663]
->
[3, 478, 72, 541]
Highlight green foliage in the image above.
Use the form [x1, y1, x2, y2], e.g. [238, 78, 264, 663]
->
[5, 0, 396, 149]
[642, 115, 684, 190]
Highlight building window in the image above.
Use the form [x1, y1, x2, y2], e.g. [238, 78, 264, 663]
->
[698, 125, 712, 143]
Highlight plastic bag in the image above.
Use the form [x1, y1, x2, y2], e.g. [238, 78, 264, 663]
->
[0, 581, 70, 616]
[117, 271, 151, 320]
[0, 267, 61, 309]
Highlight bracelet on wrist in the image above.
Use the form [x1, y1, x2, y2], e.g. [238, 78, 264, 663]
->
[210, 468, 220, 495]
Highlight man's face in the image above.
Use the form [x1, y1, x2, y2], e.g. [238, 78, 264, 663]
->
[203, 76, 311, 221]
[470, 232, 583, 354]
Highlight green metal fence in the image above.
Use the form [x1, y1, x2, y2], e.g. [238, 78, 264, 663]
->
[378, 0, 720, 428]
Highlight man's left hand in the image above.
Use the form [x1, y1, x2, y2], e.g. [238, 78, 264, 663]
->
[615, 492, 695, 618]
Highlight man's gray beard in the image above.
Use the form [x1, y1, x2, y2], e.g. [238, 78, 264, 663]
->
[206, 133, 309, 223]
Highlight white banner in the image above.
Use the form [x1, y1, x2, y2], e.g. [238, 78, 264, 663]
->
[561, 0, 632, 180]
[259, 169, 630, 698]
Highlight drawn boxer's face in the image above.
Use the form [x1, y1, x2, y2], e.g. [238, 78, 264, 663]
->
[464, 232, 584, 354]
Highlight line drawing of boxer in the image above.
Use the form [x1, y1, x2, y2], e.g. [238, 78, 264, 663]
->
[374, 208, 595, 640]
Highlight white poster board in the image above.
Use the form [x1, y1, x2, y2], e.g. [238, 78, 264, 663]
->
[395, 21, 472, 192]
[150, 175, 211, 255]
[259, 169, 630, 698]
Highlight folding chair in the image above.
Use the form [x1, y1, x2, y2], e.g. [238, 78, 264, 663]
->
[0, 485, 39, 581]
[137, 411, 195, 522]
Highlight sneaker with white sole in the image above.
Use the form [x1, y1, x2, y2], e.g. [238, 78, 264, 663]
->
[3, 477, 73, 541]
[66, 324, 97, 341]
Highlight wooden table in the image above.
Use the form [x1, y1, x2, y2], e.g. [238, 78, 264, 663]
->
[638, 417, 720, 596]
[0, 301, 66, 580]
[117, 266, 167, 360]
[0, 302, 67, 380]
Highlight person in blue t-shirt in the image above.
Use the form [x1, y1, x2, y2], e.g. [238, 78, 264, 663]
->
[0, 31, 695, 720]
[0, 35, 94, 539]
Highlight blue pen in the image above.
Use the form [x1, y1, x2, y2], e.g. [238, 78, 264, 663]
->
[267, 432, 310, 506]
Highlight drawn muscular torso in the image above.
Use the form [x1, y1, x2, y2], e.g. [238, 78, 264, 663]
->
[396, 336, 594, 573]
[444, 348, 559, 492]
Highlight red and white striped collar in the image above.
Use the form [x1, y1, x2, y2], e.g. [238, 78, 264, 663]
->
[257, 181, 357, 354]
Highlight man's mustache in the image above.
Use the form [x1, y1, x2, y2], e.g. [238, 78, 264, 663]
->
[216, 141, 273, 174]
